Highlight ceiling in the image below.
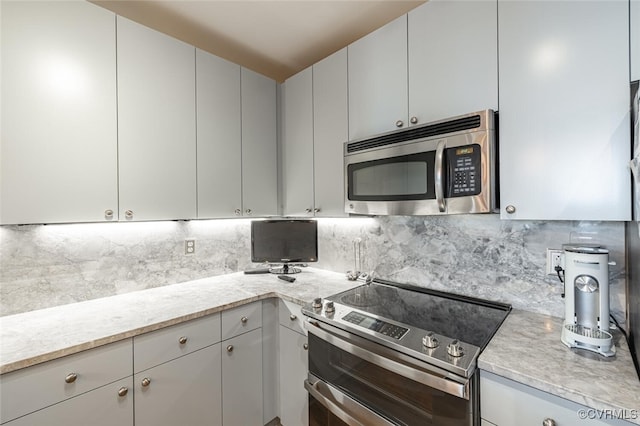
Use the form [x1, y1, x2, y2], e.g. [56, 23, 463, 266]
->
[91, 0, 426, 82]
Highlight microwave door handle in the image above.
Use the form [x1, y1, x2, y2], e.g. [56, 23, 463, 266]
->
[304, 378, 394, 426]
[435, 139, 446, 212]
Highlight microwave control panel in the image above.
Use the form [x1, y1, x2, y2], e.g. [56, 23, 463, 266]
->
[446, 144, 481, 197]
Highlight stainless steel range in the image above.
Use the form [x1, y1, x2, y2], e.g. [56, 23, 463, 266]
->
[302, 279, 511, 426]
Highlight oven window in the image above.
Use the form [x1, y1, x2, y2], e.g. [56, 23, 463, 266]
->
[347, 151, 436, 201]
[308, 334, 473, 426]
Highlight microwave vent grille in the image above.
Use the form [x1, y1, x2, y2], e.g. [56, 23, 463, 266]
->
[347, 114, 482, 153]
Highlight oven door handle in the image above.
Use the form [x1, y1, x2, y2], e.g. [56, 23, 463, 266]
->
[306, 319, 470, 400]
[435, 139, 446, 213]
[304, 377, 394, 426]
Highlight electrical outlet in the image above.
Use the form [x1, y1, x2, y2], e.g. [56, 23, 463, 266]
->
[185, 239, 196, 255]
[546, 249, 564, 275]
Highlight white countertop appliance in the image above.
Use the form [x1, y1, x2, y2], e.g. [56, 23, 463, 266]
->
[561, 245, 616, 357]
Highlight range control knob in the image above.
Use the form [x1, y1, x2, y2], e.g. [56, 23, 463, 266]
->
[447, 340, 464, 357]
[422, 332, 439, 349]
[324, 301, 335, 314]
[312, 297, 323, 309]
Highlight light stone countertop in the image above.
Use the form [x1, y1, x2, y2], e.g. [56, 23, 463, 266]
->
[0, 268, 358, 374]
[479, 309, 640, 425]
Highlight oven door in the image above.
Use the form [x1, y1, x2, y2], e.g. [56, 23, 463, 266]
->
[305, 319, 477, 426]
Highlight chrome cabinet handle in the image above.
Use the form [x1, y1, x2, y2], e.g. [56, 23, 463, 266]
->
[305, 208, 312, 213]
[105, 209, 114, 219]
[245, 209, 252, 215]
[141, 378, 151, 387]
[234, 209, 241, 216]
[241, 316, 248, 324]
[178, 336, 188, 345]
[395, 120, 404, 128]
[289, 314, 297, 321]
[65, 373, 78, 384]
[124, 209, 134, 219]
[410, 116, 418, 124]
[505, 205, 516, 214]
[434, 139, 446, 213]
[314, 208, 320, 213]
[227, 345, 234, 353]
[303, 343, 309, 350]
[118, 387, 128, 397]
[542, 419, 556, 426]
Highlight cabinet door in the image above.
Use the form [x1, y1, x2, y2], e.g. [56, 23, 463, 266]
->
[117, 17, 197, 221]
[196, 50, 242, 219]
[241, 68, 278, 217]
[498, 0, 630, 220]
[0, 1, 117, 225]
[5, 378, 133, 426]
[282, 67, 314, 217]
[279, 326, 309, 426]
[222, 328, 263, 425]
[134, 344, 222, 426]
[313, 48, 349, 217]
[348, 15, 408, 140]
[408, 0, 498, 125]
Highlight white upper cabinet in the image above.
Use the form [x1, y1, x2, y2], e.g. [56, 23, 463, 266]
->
[241, 68, 278, 217]
[348, 15, 408, 140]
[0, 1, 118, 225]
[117, 16, 197, 222]
[313, 48, 349, 217]
[196, 49, 243, 219]
[498, 0, 630, 220]
[282, 67, 315, 216]
[632, 0, 640, 82]
[408, 0, 498, 125]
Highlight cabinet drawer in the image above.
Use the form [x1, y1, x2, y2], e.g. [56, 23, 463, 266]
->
[134, 313, 221, 373]
[0, 339, 132, 424]
[278, 299, 305, 335]
[221, 302, 262, 340]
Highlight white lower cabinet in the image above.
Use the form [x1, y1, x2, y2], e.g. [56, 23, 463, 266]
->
[480, 370, 633, 426]
[222, 328, 264, 425]
[279, 325, 309, 426]
[134, 344, 222, 426]
[4, 378, 133, 426]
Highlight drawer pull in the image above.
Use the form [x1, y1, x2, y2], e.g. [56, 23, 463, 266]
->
[178, 336, 188, 345]
[303, 343, 309, 350]
[289, 314, 297, 321]
[65, 373, 78, 384]
[118, 387, 129, 397]
[141, 378, 151, 387]
[542, 419, 556, 426]
[240, 316, 248, 324]
[227, 345, 234, 353]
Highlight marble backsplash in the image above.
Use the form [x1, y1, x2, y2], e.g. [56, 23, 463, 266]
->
[0, 216, 626, 321]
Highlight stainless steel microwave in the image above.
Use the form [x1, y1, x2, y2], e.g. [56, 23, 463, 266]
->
[344, 110, 498, 216]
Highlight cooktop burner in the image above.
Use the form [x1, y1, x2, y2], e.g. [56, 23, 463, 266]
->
[302, 278, 511, 378]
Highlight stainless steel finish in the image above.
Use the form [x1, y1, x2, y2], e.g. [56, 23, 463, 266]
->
[506, 205, 516, 214]
[241, 316, 248, 324]
[410, 116, 418, 124]
[447, 340, 465, 357]
[227, 345, 234, 352]
[435, 139, 446, 213]
[303, 343, 308, 350]
[324, 301, 335, 314]
[306, 319, 470, 399]
[304, 376, 395, 426]
[245, 209, 252, 215]
[289, 314, 297, 321]
[575, 275, 599, 292]
[235, 209, 241, 216]
[422, 331, 439, 349]
[312, 297, 323, 309]
[105, 209, 114, 219]
[118, 387, 129, 397]
[344, 110, 496, 216]
[395, 120, 404, 128]
[65, 373, 77, 384]
[542, 418, 557, 426]
[124, 209, 133, 219]
[178, 336, 188, 345]
[141, 378, 151, 387]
